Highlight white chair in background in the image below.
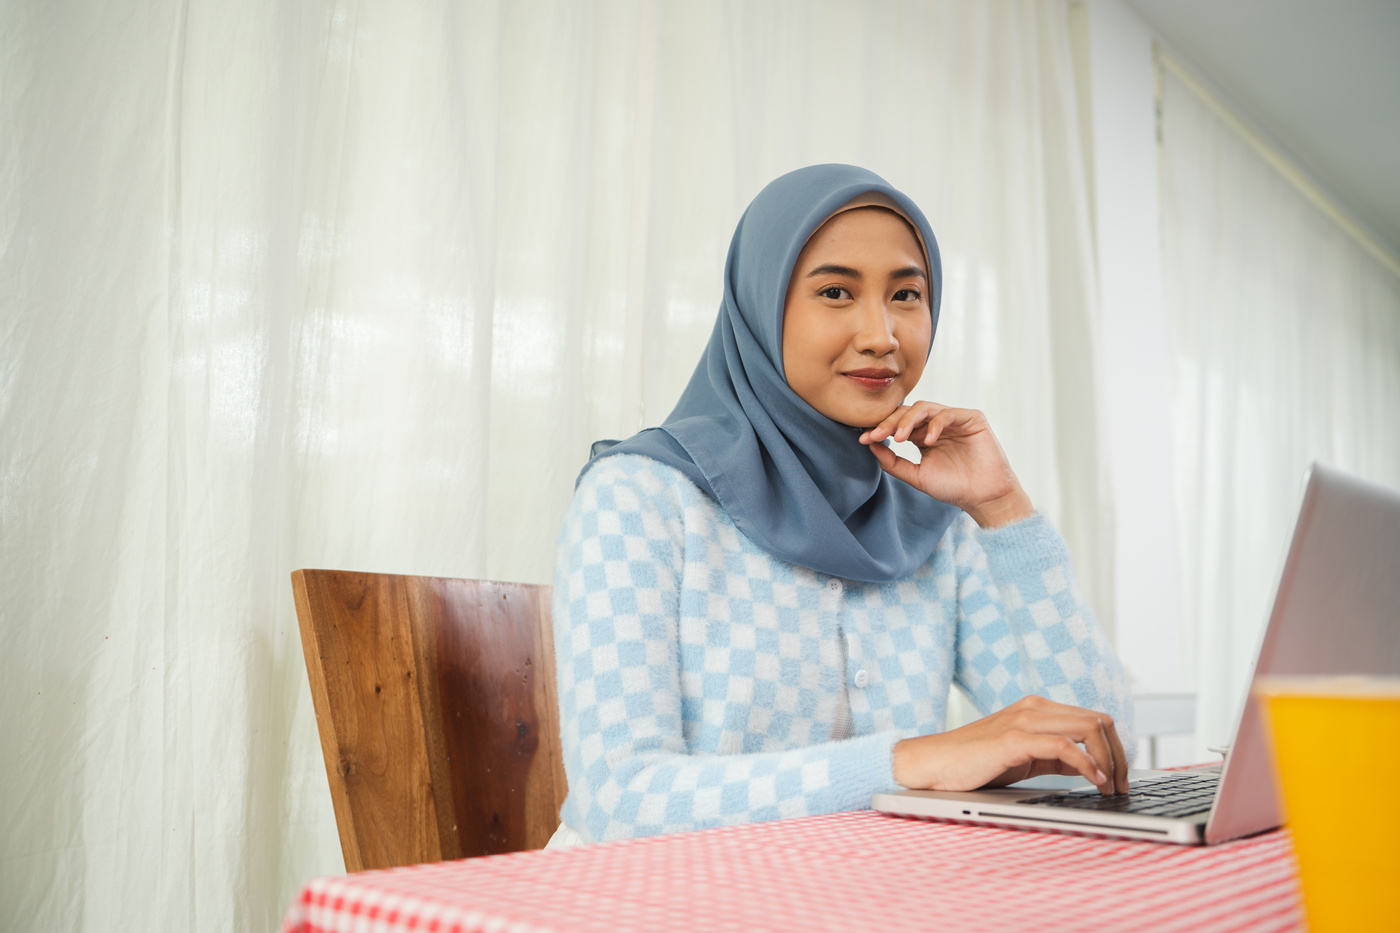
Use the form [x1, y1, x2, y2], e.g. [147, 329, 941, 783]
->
[1132, 693, 1198, 769]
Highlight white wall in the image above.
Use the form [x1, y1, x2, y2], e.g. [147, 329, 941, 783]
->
[1080, 0, 1193, 766]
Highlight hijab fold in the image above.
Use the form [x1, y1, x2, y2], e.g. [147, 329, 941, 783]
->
[581, 164, 959, 583]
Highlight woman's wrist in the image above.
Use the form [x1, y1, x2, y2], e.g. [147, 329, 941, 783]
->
[892, 733, 943, 789]
[892, 736, 918, 788]
[964, 486, 1034, 529]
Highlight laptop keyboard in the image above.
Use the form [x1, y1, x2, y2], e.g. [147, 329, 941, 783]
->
[1018, 771, 1220, 819]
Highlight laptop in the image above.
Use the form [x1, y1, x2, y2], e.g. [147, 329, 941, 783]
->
[873, 462, 1400, 844]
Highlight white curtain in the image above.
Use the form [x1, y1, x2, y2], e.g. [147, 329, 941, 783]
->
[1158, 67, 1400, 757]
[0, 2, 1104, 929]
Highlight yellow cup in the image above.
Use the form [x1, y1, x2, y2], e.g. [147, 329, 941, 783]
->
[1255, 676, 1400, 932]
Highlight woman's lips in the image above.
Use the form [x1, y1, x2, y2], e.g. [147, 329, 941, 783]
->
[842, 369, 898, 389]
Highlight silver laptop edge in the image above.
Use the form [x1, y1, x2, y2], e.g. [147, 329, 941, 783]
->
[874, 462, 1400, 845]
[873, 771, 1209, 844]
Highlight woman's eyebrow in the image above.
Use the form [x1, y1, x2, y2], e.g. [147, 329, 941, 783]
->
[803, 263, 927, 280]
[805, 263, 861, 279]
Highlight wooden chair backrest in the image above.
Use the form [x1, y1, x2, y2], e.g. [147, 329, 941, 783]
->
[292, 569, 567, 871]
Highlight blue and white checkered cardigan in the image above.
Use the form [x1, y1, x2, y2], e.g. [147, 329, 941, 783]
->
[553, 454, 1135, 842]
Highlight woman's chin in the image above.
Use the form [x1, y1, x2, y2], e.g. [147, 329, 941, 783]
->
[832, 403, 904, 431]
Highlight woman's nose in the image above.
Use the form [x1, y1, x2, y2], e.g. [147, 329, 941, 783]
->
[853, 301, 899, 354]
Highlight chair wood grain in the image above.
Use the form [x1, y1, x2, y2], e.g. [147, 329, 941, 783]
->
[293, 569, 566, 871]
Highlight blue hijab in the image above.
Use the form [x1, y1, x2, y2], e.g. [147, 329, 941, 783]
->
[581, 164, 960, 583]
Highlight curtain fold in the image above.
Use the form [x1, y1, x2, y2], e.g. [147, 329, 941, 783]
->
[1, 2, 1105, 929]
[1158, 67, 1400, 758]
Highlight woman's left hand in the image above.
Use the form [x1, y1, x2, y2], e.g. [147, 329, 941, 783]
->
[859, 402, 1034, 528]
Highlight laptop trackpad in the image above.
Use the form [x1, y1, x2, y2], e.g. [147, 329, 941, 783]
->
[1005, 774, 1095, 792]
[1004, 769, 1177, 793]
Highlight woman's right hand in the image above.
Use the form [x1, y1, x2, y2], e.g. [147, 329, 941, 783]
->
[892, 695, 1130, 796]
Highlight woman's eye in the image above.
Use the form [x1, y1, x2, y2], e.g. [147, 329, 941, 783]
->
[819, 286, 850, 301]
[893, 288, 921, 302]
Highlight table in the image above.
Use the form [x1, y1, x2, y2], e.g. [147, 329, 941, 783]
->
[281, 810, 1303, 933]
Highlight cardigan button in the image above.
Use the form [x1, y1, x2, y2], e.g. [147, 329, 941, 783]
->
[826, 578, 844, 595]
[853, 669, 869, 689]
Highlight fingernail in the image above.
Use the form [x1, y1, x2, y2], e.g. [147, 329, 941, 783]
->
[1094, 770, 1107, 784]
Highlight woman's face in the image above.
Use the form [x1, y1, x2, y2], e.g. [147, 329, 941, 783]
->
[781, 207, 931, 428]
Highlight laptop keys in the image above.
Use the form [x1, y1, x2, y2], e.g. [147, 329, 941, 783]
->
[1019, 772, 1219, 817]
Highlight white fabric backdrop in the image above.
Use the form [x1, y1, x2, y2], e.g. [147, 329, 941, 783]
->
[1158, 68, 1400, 757]
[1, 2, 1106, 929]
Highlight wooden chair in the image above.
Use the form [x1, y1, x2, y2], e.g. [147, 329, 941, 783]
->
[292, 570, 567, 871]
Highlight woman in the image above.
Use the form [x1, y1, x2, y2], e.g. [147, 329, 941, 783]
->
[548, 164, 1134, 847]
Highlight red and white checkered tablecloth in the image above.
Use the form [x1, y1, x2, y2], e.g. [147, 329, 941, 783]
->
[281, 810, 1303, 933]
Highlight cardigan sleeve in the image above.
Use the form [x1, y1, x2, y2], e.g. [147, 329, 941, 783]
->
[552, 457, 909, 842]
[949, 512, 1137, 759]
